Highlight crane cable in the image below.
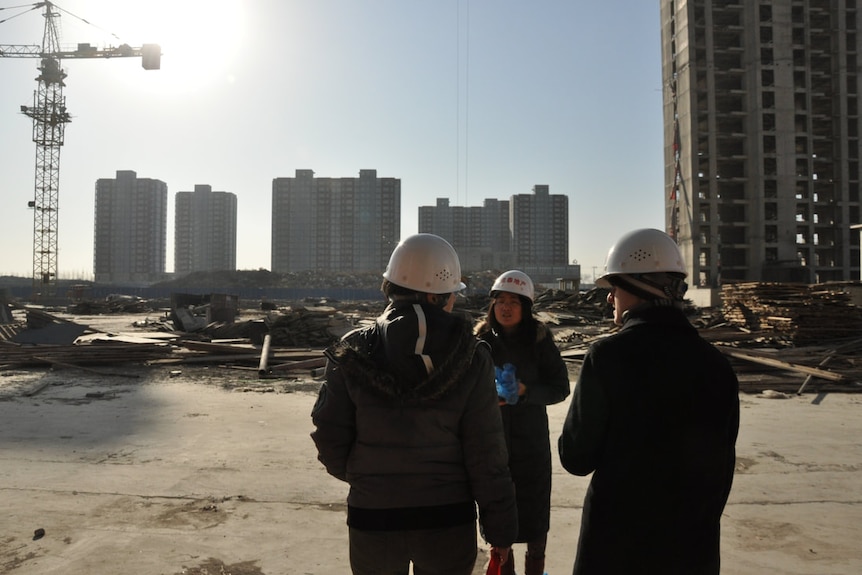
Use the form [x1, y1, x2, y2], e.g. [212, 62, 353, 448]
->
[668, 68, 692, 243]
[669, 75, 681, 240]
[455, 0, 470, 207]
[0, 3, 40, 26]
[51, 3, 123, 42]
[0, 2, 126, 44]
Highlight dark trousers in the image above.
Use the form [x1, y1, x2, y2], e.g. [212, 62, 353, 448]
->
[349, 523, 478, 575]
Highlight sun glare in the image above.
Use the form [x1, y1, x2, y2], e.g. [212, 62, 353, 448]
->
[81, 0, 246, 93]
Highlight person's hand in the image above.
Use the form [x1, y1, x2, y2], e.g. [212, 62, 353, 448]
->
[495, 364, 519, 405]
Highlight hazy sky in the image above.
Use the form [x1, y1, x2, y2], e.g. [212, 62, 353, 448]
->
[0, 0, 664, 283]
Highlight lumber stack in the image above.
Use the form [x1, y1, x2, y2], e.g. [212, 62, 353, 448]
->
[0, 340, 175, 367]
[721, 282, 862, 345]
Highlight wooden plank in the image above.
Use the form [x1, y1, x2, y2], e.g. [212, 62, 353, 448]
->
[269, 356, 326, 372]
[716, 346, 852, 382]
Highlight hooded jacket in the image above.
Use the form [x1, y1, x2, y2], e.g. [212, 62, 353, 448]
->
[558, 302, 739, 575]
[311, 299, 518, 547]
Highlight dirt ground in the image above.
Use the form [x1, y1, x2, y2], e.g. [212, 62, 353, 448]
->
[1, 313, 861, 574]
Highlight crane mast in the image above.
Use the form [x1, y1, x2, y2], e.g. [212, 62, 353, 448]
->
[0, 1, 159, 297]
[25, 1, 66, 295]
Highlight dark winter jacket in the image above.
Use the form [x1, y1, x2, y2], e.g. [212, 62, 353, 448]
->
[558, 302, 739, 575]
[477, 322, 570, 542]
[311, 300, 518, 547]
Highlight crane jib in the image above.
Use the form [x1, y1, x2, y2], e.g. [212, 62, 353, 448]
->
[0, 1, 160, 298]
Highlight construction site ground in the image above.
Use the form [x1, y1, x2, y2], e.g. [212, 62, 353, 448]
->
[1, 311, 861, 574]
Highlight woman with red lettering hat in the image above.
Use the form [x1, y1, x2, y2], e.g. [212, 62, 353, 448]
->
[475, 270, 571, 575]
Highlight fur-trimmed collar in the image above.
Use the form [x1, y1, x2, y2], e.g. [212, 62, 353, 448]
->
[326, 306, 480, 401]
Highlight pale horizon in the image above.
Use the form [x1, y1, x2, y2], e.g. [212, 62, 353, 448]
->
[0, 1, 664, 284]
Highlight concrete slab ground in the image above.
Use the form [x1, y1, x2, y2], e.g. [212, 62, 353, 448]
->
[0, 364, 860, 574]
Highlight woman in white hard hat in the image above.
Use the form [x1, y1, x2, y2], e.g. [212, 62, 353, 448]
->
[311, 233, 517, 575]
[558, 228, 740, 575]
[474, 270, 570, 575]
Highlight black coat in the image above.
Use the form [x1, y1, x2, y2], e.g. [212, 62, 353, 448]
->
[558, 302, 739, 575]
[478, 322, 571, 542]
[311, 301, 518, 547]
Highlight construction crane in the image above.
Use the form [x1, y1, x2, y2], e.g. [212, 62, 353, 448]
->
[0, 1, 159, 297]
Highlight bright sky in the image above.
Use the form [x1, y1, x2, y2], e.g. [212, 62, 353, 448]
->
[0, 0, 664, 283]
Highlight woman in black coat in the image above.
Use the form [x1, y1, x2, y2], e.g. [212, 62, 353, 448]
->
[475, 270, 571, 575]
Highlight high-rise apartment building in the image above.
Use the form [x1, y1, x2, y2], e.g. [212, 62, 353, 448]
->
[419, 198, 512, 250]
[419, 187, 576, 285]
[271, 169, 400, 273]
[662, 0, 861, 286]
[418, 198, 512, 270]
[174, 185, 237, 275]
[511, 185, 569, 267]
[93, 170, 167, 284]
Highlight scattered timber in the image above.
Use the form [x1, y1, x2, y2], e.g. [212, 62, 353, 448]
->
[2, 283, 862, 395]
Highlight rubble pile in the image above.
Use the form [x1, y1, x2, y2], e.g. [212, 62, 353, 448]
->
[68, 295, 154, 315]
[533, 287, 613, 323]
[264, 306, 357, 347]
[721, 282, 862, 346]
[3, 281, 862, 395]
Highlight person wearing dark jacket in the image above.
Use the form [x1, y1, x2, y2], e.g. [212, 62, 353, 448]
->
[475, 270, 570, 575]
[311, 233, 518, 575]
[558, 228, 740, 575]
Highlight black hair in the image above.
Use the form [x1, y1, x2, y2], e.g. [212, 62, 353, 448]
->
[477, 291, 538, 345]
[381, 279, 417, 299]
[381, 279, 451, 308]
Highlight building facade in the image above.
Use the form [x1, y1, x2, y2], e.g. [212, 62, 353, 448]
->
[419, 187, 578, 287]
[93, 170, 167, 284]
[419, 198, 513, 271]
[174, 185, 237, 275]
[271, 169, 400, 273]
[511, 185, 569, 267]
[662, 0, 862, 286]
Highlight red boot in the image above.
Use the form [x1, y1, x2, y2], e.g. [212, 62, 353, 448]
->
[486, 550, 515, 575]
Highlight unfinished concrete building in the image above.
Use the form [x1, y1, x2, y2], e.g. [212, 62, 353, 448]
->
[661, 0, 862, 286]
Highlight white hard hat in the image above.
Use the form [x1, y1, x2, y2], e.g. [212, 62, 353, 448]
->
[596, 228, 687, 288]
[383, 233, 466, 294]
[490, 270, 535, 302]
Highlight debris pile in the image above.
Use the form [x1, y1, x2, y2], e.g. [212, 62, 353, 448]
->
[534, 287, 613, 323]
[720, 282, 862, 345]
[2, 282, 862, 395]
[68, 294, 153, 315]
[264, 306, 358, 347]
